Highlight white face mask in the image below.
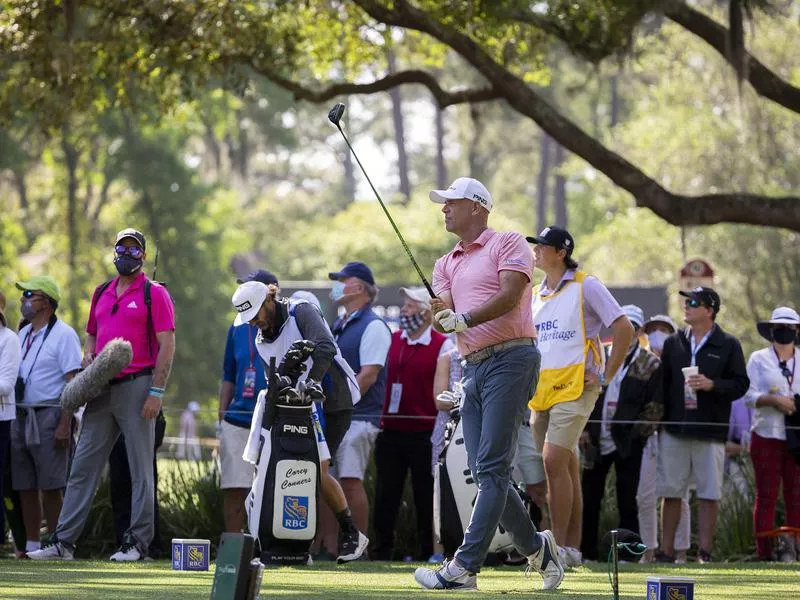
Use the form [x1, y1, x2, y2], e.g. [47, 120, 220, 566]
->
[648, 330, 669, 352]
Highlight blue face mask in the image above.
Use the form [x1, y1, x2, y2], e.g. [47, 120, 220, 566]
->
[330, 281, 346, 302]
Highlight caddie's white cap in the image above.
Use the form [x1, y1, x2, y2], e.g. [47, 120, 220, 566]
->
[429, 177, 493, 212]
[400, 286, 431, 309]
[232, 281, 268, 326]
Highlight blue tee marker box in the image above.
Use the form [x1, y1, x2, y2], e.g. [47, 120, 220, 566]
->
[646, 576, 695, 600]
[172, 538, 210, 571]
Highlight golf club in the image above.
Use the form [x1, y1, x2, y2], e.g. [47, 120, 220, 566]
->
[328, 102, 435, 298]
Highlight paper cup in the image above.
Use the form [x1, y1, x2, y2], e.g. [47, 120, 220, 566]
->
[682, 366, 699, 379]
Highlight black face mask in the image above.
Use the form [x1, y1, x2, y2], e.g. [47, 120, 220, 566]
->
[772, 326, 797, 345]
[114, 255, 143, 277]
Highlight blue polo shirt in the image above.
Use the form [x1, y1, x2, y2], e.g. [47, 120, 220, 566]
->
[222, 323, 267, 428]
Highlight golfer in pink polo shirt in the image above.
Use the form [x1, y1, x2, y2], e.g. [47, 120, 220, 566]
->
[413, 178, 563, 592]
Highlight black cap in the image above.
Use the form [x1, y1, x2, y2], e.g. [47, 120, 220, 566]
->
[328, 261, 375, 285]
[679, 286, 721, 314]
[237, 269, 279, 286]
[115, 228, 146, 251]
[526, 226, 575, 255]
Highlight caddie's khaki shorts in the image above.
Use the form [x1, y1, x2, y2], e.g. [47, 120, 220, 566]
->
[532, 384, 601, 452]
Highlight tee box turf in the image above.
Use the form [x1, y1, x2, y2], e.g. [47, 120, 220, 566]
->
[171, 538, 210, 571]
[646, 576, 695, 600]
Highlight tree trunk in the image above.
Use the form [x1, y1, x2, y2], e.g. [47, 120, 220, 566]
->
[536, 134, 551, 233]
[468, 104, 486, 182]
[553, 142, 567, 228]
[61, 136, 80, 328]
[434, 101, 447, 188]
[387, 49, 411, 204]
[609, 74, 620, 128]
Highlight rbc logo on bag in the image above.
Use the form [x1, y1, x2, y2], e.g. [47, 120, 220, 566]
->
[283, 496, 309, 529]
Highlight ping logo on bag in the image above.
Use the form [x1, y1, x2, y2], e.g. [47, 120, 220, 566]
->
[282, 496, 309, 529]
[282, 424, 309, 435]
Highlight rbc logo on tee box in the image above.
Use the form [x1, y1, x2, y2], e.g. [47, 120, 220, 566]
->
[283, 496, 309, 530]
[646, 576, 694, 600]
[171, 538, 210, 571]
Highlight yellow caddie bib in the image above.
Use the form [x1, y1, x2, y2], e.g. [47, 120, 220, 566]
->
[529, 271, 601, 411]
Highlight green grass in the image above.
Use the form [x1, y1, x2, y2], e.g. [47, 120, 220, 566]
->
[0, 561, 798, 599]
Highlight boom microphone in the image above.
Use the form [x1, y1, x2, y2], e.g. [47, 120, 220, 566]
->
[60, 338, 133, 412]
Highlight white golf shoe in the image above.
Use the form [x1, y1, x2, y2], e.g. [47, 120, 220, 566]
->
[27, 540, 74, 561]
[414, 559, 478, 590]
[527, 530, 565, 590]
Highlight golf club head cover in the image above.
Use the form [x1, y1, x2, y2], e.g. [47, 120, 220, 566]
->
[298, 379, 325, 404]
[60, 338, 133, 412]
[278, 340, 316, 385]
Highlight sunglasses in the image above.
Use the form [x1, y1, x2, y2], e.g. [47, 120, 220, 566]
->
[115, 245, 144, 259]
[684, 298, 705, 309]
[21, 290, 46, 301]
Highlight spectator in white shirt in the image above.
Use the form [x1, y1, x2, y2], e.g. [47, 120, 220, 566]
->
[11, 276, 82, 554]
[0, 291, 23, 547]
[745, 306, 800, 562]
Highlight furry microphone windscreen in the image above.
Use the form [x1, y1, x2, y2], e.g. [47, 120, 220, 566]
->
[60, 338, 133, 412]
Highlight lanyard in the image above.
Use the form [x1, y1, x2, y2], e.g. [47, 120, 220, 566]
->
[689, 328, 713, 367]
[21, 317, 57, 383]
[773, 346, 795, 388]
[247, 325, 256, 368]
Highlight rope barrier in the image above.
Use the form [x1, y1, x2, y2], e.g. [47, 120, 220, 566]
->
[11, 401, 800, 431]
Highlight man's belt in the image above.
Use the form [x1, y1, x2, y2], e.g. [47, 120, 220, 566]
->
[464, 337, 536, 365]
[110, 367, 154, 386]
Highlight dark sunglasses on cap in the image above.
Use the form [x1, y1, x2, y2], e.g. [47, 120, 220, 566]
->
[115, 244, 144, 259]
[21, 290, 46, 300]
[684, 298, 705, 309]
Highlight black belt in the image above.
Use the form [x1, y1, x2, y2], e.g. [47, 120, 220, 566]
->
[110, 368, 154, 386]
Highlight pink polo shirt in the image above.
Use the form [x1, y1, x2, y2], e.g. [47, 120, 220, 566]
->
[87, 272, 175, 375]
[432, 229, 535, 356]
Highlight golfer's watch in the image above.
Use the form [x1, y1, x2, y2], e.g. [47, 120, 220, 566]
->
[463, 312, 473, 328]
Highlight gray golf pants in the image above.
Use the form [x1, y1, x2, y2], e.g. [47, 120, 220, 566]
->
[56, 374, 155, 552]
[453, 344, 542, 573]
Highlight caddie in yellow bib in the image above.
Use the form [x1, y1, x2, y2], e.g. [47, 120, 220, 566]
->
[530, 271, 603, 411]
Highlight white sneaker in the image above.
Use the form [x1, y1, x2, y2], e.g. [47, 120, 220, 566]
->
[527, 530, 564, 590]
[27, 541, 74, 561]
[109, 541, 142, 562]
[563, 546, 583, 568]
[337, 530, 369, 564]
[414, 559, 478, 590]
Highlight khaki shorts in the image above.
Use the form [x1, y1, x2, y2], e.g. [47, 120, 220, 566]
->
[656, 430, 725, 501]
[332, 419, 379, 480]
[512, 422, 546, 485]
[219, 420, 256, 489]
[532, 385, 600, 452]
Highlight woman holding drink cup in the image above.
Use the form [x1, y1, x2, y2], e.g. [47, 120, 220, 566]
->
[744, 307, 800, 561]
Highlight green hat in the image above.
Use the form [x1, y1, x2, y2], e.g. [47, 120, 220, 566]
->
[16, 275, 61, 303]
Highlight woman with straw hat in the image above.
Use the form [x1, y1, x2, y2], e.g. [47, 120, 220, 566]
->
[745, 306, 800, 562]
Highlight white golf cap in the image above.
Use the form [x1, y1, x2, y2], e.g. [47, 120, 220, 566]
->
[232, 281, 268, 326]
[400, 286, 430, 309]
[188, 401, 201, 412]
[429, 177, 493, 212]
[621, 304, 645, 329]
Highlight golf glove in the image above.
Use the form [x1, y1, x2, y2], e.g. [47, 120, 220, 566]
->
[436, 389, 461, 409]
[435, 309, 469, 333]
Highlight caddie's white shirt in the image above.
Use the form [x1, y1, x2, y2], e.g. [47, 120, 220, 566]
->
[18, 319, 82, 406]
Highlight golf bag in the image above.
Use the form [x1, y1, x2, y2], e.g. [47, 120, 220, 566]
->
[434, 403, 533, 565]
[246, 342, 322, 565]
